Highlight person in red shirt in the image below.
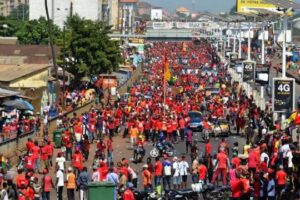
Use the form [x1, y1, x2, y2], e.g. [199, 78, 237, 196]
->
[205, 139, 212, 156]
[231, 152, 241, 168]
[211, 150, 229, 185]
[31, 141, 41, 173]
[98, 162, 109, 181]
[198, 159, 208, 182]
[230, 174, 244, 200]
[16, 170, 28, 189]
[46, 140, 54, 168]
[26, 138, 34, 154]
[40, 144, 49, 170]
[276, 166, 287, 195]
[72, 149, 83, 176]
[179, 117, 185, 141]
[123, 183, 135, 200]
[154, 157, 163, 187]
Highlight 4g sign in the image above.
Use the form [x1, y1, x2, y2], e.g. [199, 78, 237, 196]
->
[272, 78, 295, 113]
[242, 61, 256, 82]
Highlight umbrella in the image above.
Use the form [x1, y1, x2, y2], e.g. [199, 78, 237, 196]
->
[2, 99, 34, 111]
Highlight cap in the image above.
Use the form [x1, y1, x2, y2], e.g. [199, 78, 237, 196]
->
[68, 167, 73, 172]
[143, 164, 148, 169]
[127, 182, 134, 188]
[173, 156, 178, 161]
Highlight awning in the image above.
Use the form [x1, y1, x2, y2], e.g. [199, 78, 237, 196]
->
[2, 98, 34, 110]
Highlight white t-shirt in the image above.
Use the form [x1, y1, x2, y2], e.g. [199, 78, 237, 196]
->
[260, 152, 269, 165]
[0, 189, 8, 200]
[179, 161, 189, 176]
[56, 157, 66, 170]
[173, 162, 181, 177]
[56, 170, 64, 187]
[286, 150, 293, 168]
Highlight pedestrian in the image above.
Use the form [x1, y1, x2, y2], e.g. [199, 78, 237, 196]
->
[123, 182, 135, 200]
[185, 127, 193, 154]
[172, 157, 181, 189]
[154, 157, 163, 188]
[72, 149, 84, 176]
[55, 152, 66, 171]
[56, 166, 64, 200]
[66, 167, 76, 200]
[106, 167, 119, 200]
[191, 155, 199, 184]
[162, 155, 172, 190]
[276, 165, 287, 196]
[41, 169, 54, 200]
[77, 167, 89, 200]
[211, 150, 230, 185]
[142, 164, 152, 191]
[267, 173, 276, 200]
[0, 182, 8, 200]
[180, 156, 189, 189]
[32, 177, 41, 200]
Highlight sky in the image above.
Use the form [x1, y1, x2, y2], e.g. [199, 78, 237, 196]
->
[142, 0, 300, 14]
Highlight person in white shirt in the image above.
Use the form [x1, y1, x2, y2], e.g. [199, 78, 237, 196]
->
[56, 168, 64, 200]
[91, 166, 100, 182]
[260, 150, 269, 165]
[55, 152, 66, 171]
[179, 156, 189, 189]
[172, 157, 182, 189]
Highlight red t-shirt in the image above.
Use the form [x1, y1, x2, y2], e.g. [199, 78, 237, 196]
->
[276, 170, 287, 185]
[231, 157, 241, 168]
[205, 143, 212, 155]
[217, 152, 228, 169]
[198, 164, 208, 181]
[154, 161, 163, 176]
[231, 179, 243, 198]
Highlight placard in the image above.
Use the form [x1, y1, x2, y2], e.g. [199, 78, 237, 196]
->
[242, 61, 256, 82]
[272, 78, 295, 113]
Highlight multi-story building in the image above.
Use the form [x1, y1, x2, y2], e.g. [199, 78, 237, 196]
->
[0, 0, 28, 17]
[118, 0, 138, 34]
[29, 0, 100, 28]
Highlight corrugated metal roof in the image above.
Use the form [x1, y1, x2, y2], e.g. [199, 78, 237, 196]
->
[0, 64, 50, 82]
[0, 87, 20, 98]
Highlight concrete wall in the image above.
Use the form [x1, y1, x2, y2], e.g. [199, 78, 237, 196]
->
[10, 68, 48, 88]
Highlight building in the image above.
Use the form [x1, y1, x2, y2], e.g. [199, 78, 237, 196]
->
[0, 0, 28, 17]
[118, 0, 138, 34]
[29, 0, 100, 28]
[176, 7, 190, 17]
[137, 1, 151, 16]
[109, 0, 119, 30]
[150, 8, 162, 21]
[0, 64, 50, 112]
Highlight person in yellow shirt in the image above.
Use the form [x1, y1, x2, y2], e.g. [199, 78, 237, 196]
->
[130, 125, 138, 148]
[243, 140, 251, 156]
[66, 167, 76, 200]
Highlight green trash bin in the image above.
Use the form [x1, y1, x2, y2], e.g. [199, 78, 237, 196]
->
[52, 129, 63, 148]
[88, 182, 116, 200]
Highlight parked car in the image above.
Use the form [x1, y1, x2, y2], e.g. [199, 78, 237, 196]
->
[188, 111, 203, 131]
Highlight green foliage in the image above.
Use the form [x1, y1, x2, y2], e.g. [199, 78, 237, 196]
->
[0, 19, 22, 36]
[16, 17, 62, 45]
[63, 15, 121, 80]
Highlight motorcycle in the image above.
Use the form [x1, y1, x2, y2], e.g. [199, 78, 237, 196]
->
[162, 189, 198, 200]
[134, 190, 161, 200]
[150, 141, 174, 158]
[201, 184, 231, 200]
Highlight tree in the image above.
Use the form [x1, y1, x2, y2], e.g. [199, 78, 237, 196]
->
[63, 15, 121, 80]
[15, 17, 62, 45]
[229, 5, 237, 15]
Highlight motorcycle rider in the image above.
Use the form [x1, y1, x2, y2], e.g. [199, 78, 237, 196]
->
[123, 182, 135, 200]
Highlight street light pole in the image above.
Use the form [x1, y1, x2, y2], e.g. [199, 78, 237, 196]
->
[282, 16, 287, 78]
[238, 22, 242, 59]
[261, 22, 265, 65]
[247, 21, 251, 61]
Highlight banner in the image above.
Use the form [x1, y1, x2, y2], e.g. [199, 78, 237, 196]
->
[229, 52, 238, 68]
[272, 78, 295, 113]
[236, 0, 279, 14]
[152, 22, 174, 29]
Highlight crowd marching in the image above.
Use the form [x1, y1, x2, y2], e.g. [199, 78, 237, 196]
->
[0, 39, 298, 200]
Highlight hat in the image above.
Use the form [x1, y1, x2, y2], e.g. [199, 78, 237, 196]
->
[143, 164, 148, 169]
[173, 156, 178, 161]
[68, 167, 73, 172]
[127, 182, 134, 188]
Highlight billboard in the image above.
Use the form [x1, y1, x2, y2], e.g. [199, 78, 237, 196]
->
[242, 60, 256, 82]
[255, 64, 270, 85]
[236, 0, 279, 14]
[151, 9, 163, 20]
[272, 78, 295, 113]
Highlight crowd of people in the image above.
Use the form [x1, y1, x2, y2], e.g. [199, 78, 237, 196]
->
[0, 39, 298, 200]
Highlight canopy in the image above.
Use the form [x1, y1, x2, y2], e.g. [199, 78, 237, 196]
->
[3, 98, 34, 111]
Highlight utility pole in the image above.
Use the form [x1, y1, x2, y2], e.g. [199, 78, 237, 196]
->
[45, 0, 58, 103]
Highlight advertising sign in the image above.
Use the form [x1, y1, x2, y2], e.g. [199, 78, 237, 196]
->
[236, 0, 279, 14]
[152, 22, 174, 29]
[242, 60, 256, 82]
[225, 47, 232, 57]
[255, 64, 270, 85]
[229, 52, 238, 68]
[272, 78, 295, 113]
